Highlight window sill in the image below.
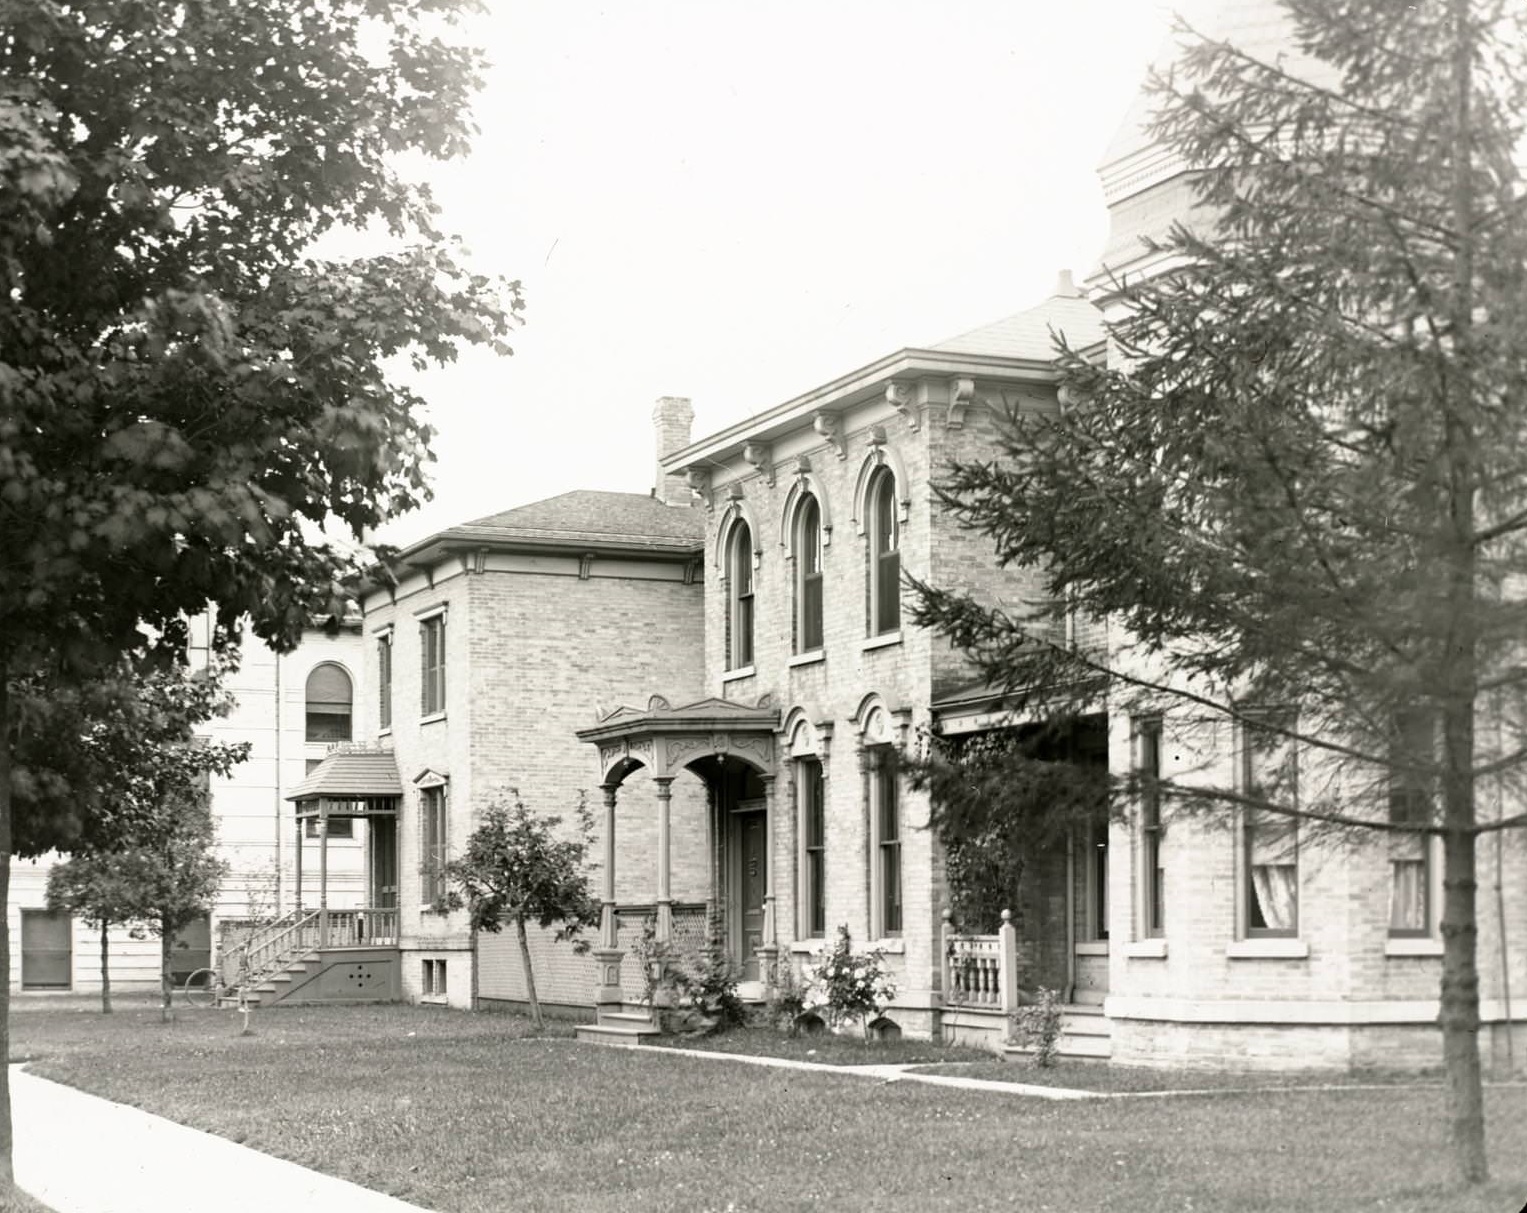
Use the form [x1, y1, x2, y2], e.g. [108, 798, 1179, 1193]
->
[789, 939, 827, 955]
[787, 651, 825, 669]
[861, 631, 903, 652]
[870, 937, 906, 954]
[1385, 936, 1444, 957]
[377, 726, 393, 738]
[1074, 941, 1109, 956]
[420, 711, 447, 726]
[419, 994, 447, 1005]
[1123, 939, 1168, 959]
[1227, 938, 1309, 960]
[721, 665, 756, 683]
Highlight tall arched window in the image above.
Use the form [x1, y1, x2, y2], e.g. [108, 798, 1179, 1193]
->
[794, 494, 823, 654]
[305, 663, 353, 743]
[867, 467, 900, 635]
[727, 520, 754, 669]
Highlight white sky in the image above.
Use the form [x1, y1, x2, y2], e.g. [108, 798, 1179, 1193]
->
[375, 1, 1178, 544]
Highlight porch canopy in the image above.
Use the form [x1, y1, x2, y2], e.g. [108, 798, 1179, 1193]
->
[286, 745, 402, 946]
[576, 696, 778, 1006]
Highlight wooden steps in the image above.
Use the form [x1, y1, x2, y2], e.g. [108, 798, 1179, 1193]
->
[575, 1008, 661, 1046]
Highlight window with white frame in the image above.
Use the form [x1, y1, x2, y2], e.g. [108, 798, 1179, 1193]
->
[867, 466, 900, 636]
[377, 631, 393, 731]
[868, 746, 902, 937]
[420, 784, 448, 907]
[1137, 716, 1165, 938]
[304, 663, 353, 743]
[420, 612, 446, 716]
[422, 958, 447, 998]
[1241, 710, 1298, 937]
[798, 756, 826, 937]
[1389, 709, 1436, 936]
[726, 520, 755, 669]
[794, 494, 824, 654]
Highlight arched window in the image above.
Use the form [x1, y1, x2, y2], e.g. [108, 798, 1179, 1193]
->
[867, 467, 900, 635]
[794, 494, 823, 654]
[305, 663, 353, 743]
[727, 520, 754, 669]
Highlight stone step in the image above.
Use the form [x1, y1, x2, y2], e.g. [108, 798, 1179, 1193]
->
[599, 1011, 656, 1029]
[1005, 1032, 1113, 1061]
[1060, 1013, 1112, 1037]
[576, 1023, 661, 1047]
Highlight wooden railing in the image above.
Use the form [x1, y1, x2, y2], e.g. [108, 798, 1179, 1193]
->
[323, 907, 399, 947]
[942, 908, 1019, 1013]
[222, 910, 318, 988]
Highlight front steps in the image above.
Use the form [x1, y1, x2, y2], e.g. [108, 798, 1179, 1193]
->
[575, 1008, 662, 1046]
[1005, 1004, 1113, 1061]
[228, 947, 400, 1008]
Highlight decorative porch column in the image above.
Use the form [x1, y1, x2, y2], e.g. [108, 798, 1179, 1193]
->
[294, 814, 304, 915]
[593, 782, 624, 1006]
[654, 777, 673, 943]
[759, 773, 779, 986]
[319, 801, 330, 948]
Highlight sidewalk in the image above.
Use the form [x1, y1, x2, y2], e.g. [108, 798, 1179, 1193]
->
[11, 1065, 434, 1213]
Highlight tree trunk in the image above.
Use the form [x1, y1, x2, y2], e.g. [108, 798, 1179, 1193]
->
[515, 913, 543, 1032]
[160, 927, 173, 1023]
[0, 664, 16, 1193]
[1440, 823, 1487, 1182]
[99, 920, 112, 1014]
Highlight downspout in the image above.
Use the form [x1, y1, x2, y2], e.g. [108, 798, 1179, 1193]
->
[274, 650, 284, 915]
[1495, 697, 1514, 1070]
[1064, 832, 1077, 1004]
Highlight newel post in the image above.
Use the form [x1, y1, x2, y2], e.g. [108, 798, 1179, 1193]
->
[940, 907, 954, 999]
[999, 908, 1018, 1015]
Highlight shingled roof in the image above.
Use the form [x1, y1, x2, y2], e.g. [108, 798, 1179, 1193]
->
[287, 750, 403, 801]
[442, 490, 705, 554]
[931, 288, 1103, 361]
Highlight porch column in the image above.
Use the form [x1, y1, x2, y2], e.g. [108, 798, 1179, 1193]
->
[654, 777, 673, 943]
[759, 773, 779, 983]
[294, 813, 304, 915]
[593, 782, 624, 1007]
[319, 801, 330, 948]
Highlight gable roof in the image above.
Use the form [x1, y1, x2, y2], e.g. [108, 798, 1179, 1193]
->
[931, 290, 1103, 361]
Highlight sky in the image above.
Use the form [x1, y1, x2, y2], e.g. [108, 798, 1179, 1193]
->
[374, 1, 1180, 544]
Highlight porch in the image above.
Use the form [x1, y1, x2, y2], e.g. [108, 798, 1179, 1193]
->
[573, 696, 780, 1041]
[220, 747, 405, 1007]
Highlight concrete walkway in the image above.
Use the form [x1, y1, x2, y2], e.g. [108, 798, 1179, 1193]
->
[12, 1065, 433, 1213]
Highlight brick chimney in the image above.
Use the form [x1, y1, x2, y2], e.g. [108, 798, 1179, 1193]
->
[652, 396, 695, 506]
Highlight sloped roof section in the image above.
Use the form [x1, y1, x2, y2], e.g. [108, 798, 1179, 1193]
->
[449, 490, 704, 553]
[287, 749, 403, 801]
[931, 291, 1103, 361]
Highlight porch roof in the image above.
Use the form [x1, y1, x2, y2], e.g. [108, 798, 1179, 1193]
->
[287, 748, 404, 802]
[577, 696, 779, 782]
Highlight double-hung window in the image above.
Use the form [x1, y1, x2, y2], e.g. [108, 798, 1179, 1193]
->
[420, 612, 446, 717]
[727, 521, 754, 669]
[421, 784, 448, 907]
[867, 468, 900, 636]
[869, 747, 902, 937]
[1138, 716, 1165, 937]
[795, 495, 823, 654]
[377, 632, 393, 731]
[799, 757, 826, 937]
[1389, 710, 1435, 936]
[1242, 710, 1298, 937]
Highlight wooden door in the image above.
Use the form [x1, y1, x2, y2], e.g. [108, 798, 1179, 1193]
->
[21, 909, 72, 990]
[732, 811, 767, 981]
[369, 816, 398, 908]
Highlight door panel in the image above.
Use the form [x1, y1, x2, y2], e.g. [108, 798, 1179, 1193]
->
[733, 811, 767, 981]
[21, 909, 72, 989]
[370, 816, 399, 908]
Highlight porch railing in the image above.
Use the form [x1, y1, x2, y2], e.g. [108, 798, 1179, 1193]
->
[942, 908, 1019, 1013]
[221, 910, 318, 989]
[324, 907, 399, 947]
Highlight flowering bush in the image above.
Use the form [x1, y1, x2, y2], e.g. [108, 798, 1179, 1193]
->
[1011, 985, 1063, 1067]
[806, 925, 896, 1037]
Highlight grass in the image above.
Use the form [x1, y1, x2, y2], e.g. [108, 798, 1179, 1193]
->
[3, 1189, 59, 1213]
[907, 1058, 1465, 1093]
[10, 999, 1527, 1213]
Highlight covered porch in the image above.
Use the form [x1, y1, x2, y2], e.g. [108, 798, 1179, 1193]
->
[575, 697, 780, 1023]
[220, 746, 404, 1006]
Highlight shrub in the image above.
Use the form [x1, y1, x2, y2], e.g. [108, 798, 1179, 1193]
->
[631, 914, 745, 1036]
[764, 956, 809, 1034]
[805, 925, 896, 1039]
[1012, 986, 1063, 1067]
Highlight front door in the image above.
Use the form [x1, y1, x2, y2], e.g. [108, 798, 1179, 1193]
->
[731, 810, 767, 981]
[21, 909, 72, 990]
[369, 816, 398, 908]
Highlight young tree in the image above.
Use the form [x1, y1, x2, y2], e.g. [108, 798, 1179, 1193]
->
[0, 0, 519, 1189]
[44, 852, 139, 1014]
[445, 793, 599, 1032]
[914, 0, 1527, 1185]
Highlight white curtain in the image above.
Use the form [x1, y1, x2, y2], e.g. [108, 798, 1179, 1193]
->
[1251, 863, 1298, 932]
[1390, 859, 1426, 932]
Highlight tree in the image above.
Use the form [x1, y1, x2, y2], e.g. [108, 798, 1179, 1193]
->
[0, 0, 519, 1190]
[444, 792, 600, 1032]
[44, 851, 137, 1014]
[913, 0, 1527, 1185]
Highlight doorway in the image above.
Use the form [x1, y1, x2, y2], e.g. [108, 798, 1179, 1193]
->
[369, 816, 398, 908]
[729, 805, 767, 982]
[21, 909, 72, 990]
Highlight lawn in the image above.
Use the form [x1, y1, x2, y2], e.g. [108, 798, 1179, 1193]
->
[906, 1058, 1464, 1094]
[10, 999, 1527, 1213]
[650, 1023, 987, 1066]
